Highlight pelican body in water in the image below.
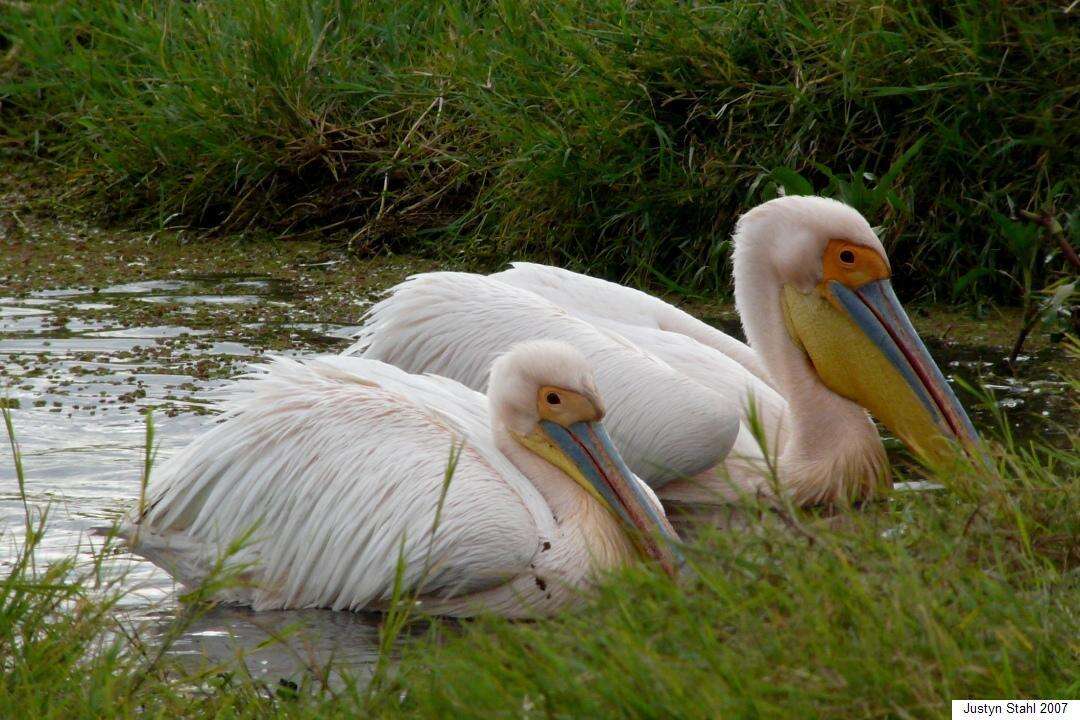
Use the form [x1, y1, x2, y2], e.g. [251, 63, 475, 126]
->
[121, 341, 679, 617]
[348, 196, 981, 506]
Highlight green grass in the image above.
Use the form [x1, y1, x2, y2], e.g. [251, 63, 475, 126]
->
[1, 0, 1077, 301]
[3, 397, 1078, 718]
[378, 443, 1080, 717]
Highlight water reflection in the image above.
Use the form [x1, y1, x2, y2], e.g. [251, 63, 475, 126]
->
[1, 274, 384, 681]
[150, 605, 386, 685]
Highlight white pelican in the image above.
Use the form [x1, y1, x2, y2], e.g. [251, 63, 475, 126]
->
[120, 341, 680, 617]
[348, 196, 982, 506]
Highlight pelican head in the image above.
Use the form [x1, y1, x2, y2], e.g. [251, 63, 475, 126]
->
[489, 341, 680, 577]
[734, 196, 982, 468]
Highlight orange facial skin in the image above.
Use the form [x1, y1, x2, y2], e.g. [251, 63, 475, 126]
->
[820, 239, 891, 290]
[537, 385, 603, 425]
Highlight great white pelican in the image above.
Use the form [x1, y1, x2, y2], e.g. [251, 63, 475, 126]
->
[121, 341, 680, 617]
[347, 196, 982, 506]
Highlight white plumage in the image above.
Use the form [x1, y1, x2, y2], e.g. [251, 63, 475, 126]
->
[348, 196, 980, 506]
[351, 273, 739, 486]
[347, 272, 787, 505]
[482, 263, 835, 504]
[123, 342, 678, 617]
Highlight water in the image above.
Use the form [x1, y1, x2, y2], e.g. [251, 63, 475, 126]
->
[0, 275, 380, 684]
[1, 271, 1074, 685]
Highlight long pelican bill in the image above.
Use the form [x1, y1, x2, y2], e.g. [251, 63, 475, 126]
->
[524, 419, 681, 578]
[782, 279, 983, 467]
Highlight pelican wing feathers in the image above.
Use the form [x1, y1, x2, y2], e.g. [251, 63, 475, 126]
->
[126, 356, 552, 612]
[347, 272, 739, 486]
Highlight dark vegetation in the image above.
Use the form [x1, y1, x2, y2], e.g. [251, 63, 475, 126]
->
[1, 0, 1077, 302]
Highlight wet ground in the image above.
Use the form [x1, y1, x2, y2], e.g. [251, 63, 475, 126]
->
[0, 168, 1076, 684]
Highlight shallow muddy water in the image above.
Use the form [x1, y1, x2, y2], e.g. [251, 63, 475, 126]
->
[0, 224, 1075, 684]
[0, 274, 391, 682]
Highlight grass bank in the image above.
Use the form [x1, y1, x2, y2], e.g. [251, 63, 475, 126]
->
[381, 436, 1080, 717]
[1, 0, 1077, 300]
[3, 400, 1078, 717]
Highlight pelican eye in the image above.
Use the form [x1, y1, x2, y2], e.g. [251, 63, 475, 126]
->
[546, 392, 561, 405]
[839, 249, 856, 264]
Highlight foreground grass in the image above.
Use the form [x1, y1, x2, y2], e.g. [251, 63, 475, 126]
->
[3, 401, 1078, 718]
[1, 0, 1077, 300]
[379, 445, 1080, 717]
